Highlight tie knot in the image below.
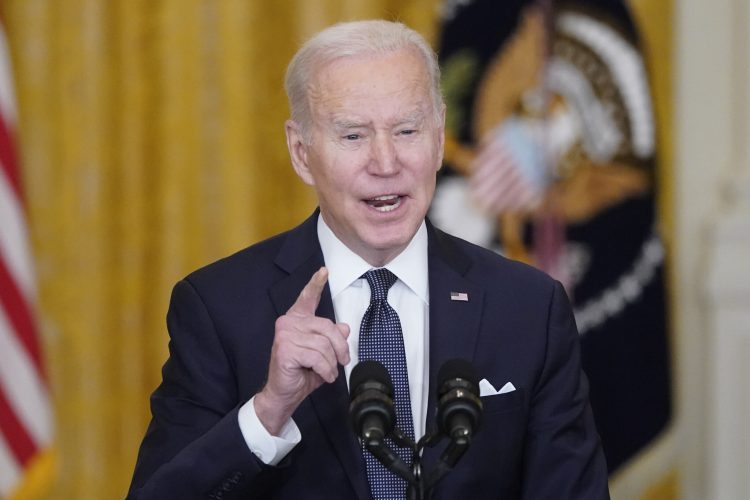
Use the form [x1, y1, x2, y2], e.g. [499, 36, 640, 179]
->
[362, 268, 397, 301]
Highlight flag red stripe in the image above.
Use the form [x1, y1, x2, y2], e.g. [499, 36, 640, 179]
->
[0, 18, 52, 493]
[0, 258, 44, 377]
[0, 383, 37, 467]
[0, 114, 21, 201]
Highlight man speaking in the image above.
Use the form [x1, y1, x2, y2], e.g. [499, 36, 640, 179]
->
[128, 20, 609, 499]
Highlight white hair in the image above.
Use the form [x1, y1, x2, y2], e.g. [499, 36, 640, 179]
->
[285, 20, 443, 142]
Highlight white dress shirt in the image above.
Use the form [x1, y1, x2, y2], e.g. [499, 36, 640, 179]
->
[238, 214, 430, 464]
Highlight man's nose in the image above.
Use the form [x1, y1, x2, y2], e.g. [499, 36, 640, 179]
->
[368, 135, 399, 176]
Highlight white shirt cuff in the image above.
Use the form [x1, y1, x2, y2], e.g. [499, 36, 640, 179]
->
[238, 396, 301, 466]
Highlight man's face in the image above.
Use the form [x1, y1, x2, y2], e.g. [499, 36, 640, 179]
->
[286, 48, 445, 266]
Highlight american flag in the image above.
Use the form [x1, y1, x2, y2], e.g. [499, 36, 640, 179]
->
[0, 16, 54, 498]
[468, 127, 545, 216]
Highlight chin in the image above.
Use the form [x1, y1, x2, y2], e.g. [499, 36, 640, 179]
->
[363, 226, 414, 253]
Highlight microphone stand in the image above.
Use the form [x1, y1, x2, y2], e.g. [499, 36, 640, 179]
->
[389, 428, 424, 500]
[363, 423, 475, 499]
[411, 429, 473, 500]
[421, 435, 471, 497]
[388, 428, 450, 500]
[385, 426, 473, 500]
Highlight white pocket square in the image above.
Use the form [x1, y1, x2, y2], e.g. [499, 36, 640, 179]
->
[479, 378, 516, 397]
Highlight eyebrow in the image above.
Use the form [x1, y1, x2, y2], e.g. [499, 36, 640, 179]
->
[332, 118, 367, 130]
[331, 110, 427, 131]
[395, 111, 426, 127]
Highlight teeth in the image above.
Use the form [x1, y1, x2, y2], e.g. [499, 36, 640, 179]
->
[366, 195, 402, 212]
[374, 198, 400, 212]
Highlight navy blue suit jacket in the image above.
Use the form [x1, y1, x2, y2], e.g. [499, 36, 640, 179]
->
[128, 212, 609, 499]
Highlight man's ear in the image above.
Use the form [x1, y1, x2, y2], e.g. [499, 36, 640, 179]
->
[285, 119, 315, 185]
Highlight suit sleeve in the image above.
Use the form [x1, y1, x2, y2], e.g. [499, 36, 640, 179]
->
[521, 281, 610, 499]
[127, 279, 278, 499]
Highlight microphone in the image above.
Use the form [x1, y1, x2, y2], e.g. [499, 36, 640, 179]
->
[424, 358, 483, 490]
[436, 358, 482, 446]
[349, 360, 415, 484]
[349, 360, 396, 444]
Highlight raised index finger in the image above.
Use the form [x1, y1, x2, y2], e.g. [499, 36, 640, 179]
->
[287, 266, 328, 317]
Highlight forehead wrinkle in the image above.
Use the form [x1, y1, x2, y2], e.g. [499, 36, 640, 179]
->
[306, 54, 435, 129]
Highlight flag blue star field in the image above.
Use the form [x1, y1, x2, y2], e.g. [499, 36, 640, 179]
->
[431, 0, 672, 474]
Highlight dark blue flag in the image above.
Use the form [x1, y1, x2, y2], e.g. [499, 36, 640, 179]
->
[431, 0, 672, 474]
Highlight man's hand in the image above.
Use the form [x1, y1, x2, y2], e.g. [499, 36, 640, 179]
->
[255, 267, 351, 435]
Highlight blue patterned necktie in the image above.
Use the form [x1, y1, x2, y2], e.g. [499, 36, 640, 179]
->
[359, 268, 415, 500]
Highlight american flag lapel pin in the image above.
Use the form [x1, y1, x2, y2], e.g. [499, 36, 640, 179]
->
[450, 291, 469, 302]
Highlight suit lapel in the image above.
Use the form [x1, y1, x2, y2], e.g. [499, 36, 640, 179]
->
[422, 224, 484, 464]
[268, 212, 370, 500]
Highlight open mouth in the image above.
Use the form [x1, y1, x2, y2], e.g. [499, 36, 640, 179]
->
[365, 194, 402, 212]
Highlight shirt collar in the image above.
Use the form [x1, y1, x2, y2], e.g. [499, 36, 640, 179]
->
[317, 214, 429, 304]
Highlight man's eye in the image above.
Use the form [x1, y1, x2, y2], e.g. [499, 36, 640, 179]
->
[344, 134, 360, 141]
[400, 129, 417, 136]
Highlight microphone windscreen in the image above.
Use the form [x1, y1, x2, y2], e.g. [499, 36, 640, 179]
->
[437, 358, 479, 392]
[350, 360, 393, 397]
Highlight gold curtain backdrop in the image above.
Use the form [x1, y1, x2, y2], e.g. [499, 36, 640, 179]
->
[1, 1, 670, 499]
[3, 1, 439, 498]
